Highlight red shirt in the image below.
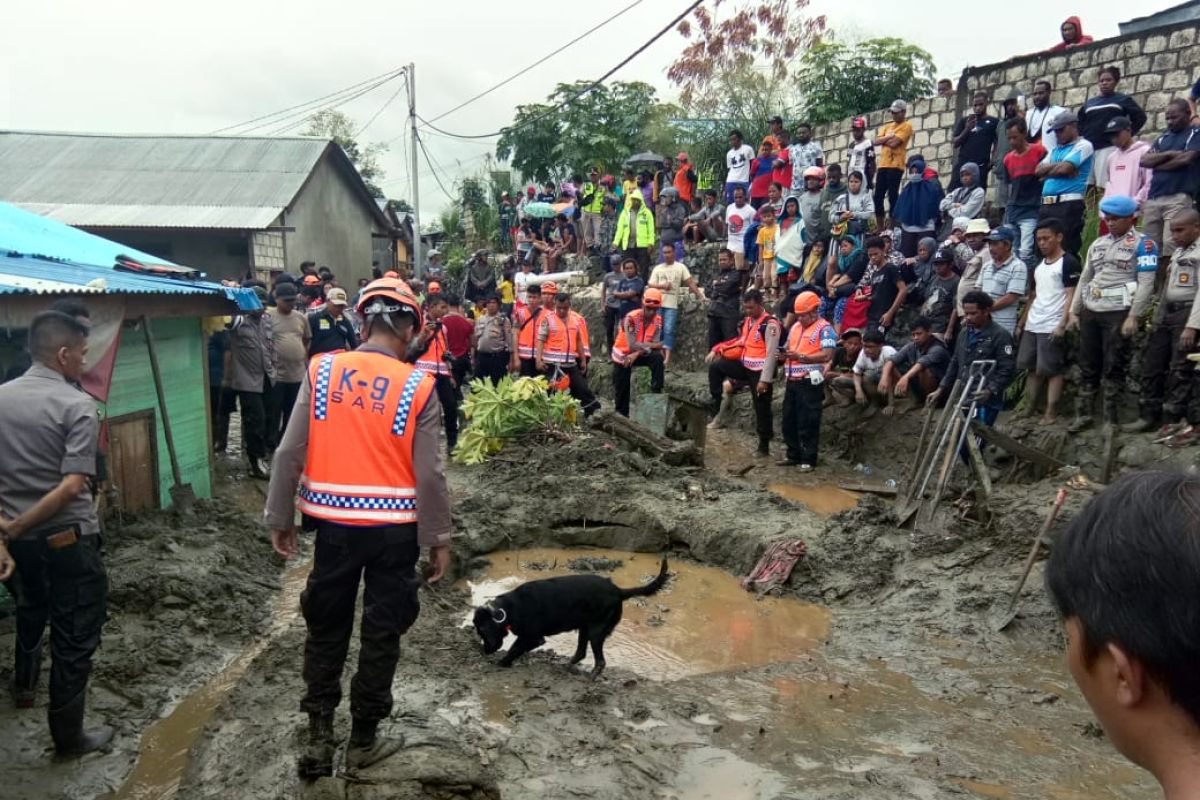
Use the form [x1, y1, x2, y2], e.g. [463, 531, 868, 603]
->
[750, 157, 776, 199]
[772, 151, 793, 194]
[441, 313, 474, 358]
[1002, 142, 1049, 209]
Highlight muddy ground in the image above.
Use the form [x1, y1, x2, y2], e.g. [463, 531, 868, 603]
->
[2, 384, 1174, 799]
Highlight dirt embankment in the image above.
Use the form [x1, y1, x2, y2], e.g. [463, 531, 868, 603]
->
[0, 495, 280, 800]
[176, 422, 1154, 800]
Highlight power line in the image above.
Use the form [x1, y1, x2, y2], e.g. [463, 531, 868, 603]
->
[415, 0, 705, 141]
[416, 0, 646, 129]
[255, 71, 406, 137]
[415, 133, 457, 202]
[357, 79, 408, 137]
[209, 66, 406, 135]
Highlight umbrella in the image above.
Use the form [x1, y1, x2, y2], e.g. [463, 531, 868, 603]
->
[522, 202, 557, 219]
[624, 151, 666, 167]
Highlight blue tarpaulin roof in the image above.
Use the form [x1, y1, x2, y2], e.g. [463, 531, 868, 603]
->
[0, 202, 260, 310]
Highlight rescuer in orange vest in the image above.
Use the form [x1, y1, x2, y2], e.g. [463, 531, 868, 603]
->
[780, 291, 837, 470]
[611, 287, 666, 417]
[511, 282, 548, 377]
[535, 287, 601, 416]
[409, 292, 459, 453]
[705, 288, 782, 456]
[264, 277, 453, 778]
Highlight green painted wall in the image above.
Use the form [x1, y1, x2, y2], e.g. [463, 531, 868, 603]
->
[107, 317, 212, 506]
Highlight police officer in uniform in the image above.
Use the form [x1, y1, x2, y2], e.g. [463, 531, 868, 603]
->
[0, 311, 112, 755]
[928, 290, 1017, 430]
[265, 278, 453, 777]
[1067, 195, 1158, 432]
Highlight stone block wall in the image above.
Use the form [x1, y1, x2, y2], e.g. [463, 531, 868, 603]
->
[251, 230, 286, 275]
[810, 20, 1200, 190]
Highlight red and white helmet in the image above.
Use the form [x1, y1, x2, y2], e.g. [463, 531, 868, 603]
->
[803, 166, 826, 183]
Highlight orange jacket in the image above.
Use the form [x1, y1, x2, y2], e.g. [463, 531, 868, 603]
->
[612, 309, 663, 364]
[673, 166, 696, 203]
[413, 325, 451, 376]
[298, 351, 435, 526]
[515, 306, 547, 360]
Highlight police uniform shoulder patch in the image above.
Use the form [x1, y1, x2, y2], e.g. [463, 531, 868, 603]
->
[1124, 233, 1138, 245]
[1143, 237, 1158, 253]
[1003, 344, 1013, 355]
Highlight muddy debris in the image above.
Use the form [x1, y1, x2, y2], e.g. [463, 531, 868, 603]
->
[565, 556, 625, 572]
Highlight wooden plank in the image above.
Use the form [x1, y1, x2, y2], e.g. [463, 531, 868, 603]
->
[965, 433, 993, 503]
[109, 412, 159, 513]
[968, 421, 1066, 471]
[1100, 423, 1117, 485]
[837, 481, 898, 496]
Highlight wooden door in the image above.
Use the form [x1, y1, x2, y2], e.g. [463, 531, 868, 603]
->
[108, 411, 159, 513]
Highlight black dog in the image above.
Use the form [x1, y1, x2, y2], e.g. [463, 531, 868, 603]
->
[472, 557, 669, 678]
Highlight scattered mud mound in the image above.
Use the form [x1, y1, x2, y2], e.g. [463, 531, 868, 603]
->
[0, 499, 281, 800]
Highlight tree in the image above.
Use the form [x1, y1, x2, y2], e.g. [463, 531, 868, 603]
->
[667, 0, 826, 113]
[795, 38, 936, 126]
[496, 81, 683, 182]
[303, 110, 389, 198]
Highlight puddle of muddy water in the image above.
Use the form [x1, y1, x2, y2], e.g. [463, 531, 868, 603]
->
[461, 548, 830, 681]
[766, 482, 861, 516]
[109, 561, 310, 800]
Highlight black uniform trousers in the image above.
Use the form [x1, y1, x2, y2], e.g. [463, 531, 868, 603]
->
[433, 374, 459, 451]
[613, 352, 665, 417]
[603, 307, 620, 350]
[238, 376, 271, 461]
[707, 315, 740, 351]
[10, 533, 106, 709]
[708, 358, 774, 447]
[1141, 304, 1199, 422]
[300, 523, 420, 723]
[518, 358, 540, 378]
[544, 363, 601, 416]
[1078, 308, 1131, 400]
[267, 380, 302, 449]
[1037, 200, 1086, 259]
[782, 378, 825, 464]
[474, 351, 510, 385]
[211, 385, 238, 451]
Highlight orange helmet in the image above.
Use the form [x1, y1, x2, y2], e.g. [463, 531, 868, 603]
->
[427, 280, 443, 295]
[302, 274, 323, 286]
[794, 291, 821, 314]
[355, 277, 423, 330]
[541, 281, 559, 296]
[383, 270, 400, 279]
[643, 288, 664, 307]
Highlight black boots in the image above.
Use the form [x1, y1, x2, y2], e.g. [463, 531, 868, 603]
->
[345, 718, 404, 770]
[48, 691, 113, 757]
[298, 713, 335, 778]
[1067, 392, 1095, 433]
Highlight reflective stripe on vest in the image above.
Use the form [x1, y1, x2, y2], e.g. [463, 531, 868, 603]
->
[583, 183, 606, 213]
[299, 351, 434, 526]
[740, 313, 776, 371]
[542, 312, 586, 364]
[611, 309, 662, 363]
[516, 307, 545, 359]
[414, 328, 451, 375]
[785, 319, 835, 379]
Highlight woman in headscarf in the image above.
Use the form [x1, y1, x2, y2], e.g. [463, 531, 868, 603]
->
[829, 170, 874, 238]
[779, 196, 802, 233]
[821, 235, 867, 334]
[904, 236, 940, 306]
[894, 154, 945, 258]
[938, 162, 985, 238]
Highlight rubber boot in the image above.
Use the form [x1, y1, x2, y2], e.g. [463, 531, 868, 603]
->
[345, 718, 405, 770]
[297, 713, 335, 779]
[707, 394, 733, 430]
[12, 633, 44, 709]
[1067, 392, 1095, 434]
[1121, 415, 1157, 434]
[48, 691, 113, 757]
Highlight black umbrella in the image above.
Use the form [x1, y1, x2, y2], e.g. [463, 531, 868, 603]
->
[623, 151, 666, 167]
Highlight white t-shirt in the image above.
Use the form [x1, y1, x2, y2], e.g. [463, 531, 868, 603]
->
[847, 139, 875, 180]
[515, 271, 533, 304]
[1025, 254, 1081, 334]
[853, 346, 897, 375]
[726, 203, 753, 253]
[726, 144, 755, 183]
[649, 262, 693, 309]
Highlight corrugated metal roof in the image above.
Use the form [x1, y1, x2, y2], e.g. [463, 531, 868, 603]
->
[0, 132, 330, 230]
[0, 201, 197, 268]
[0, 254, 262, 310]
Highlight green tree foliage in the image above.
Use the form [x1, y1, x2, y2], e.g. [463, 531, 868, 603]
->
[496, 81, 683, 182]
[303, 110, 389, 198]
[795, 38, 936, 126]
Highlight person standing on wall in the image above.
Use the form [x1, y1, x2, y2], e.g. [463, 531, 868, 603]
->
[873, 99, 915, 226]
[265, 278, 453, 778]
[950, 94, 999, 192]
[1078, 66, 1147, 193]
[0, 311, 112, 756]
[648, 242, 704, 368]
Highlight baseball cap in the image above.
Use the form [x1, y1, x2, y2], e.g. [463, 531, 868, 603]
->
[427, 248, 440, 257]
[851, 117, 867, 129]
[326, 287, 348, 306]
[643, 288, 664, 307]
[933, 247, 955, 263]
[966, 218, 992, 235]
[274, 282, 298, 299]
[1049, 110, 1078, 131]
[1105, 116, 1132, 134]
[890, 99, 908, 113]
[794, 291, 821, 314]
[986, 225, 1017, 243]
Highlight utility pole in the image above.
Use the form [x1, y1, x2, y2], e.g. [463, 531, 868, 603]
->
[407, 63, 422, 280]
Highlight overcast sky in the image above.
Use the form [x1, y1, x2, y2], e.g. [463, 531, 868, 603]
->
[0, 1, 1158, 218]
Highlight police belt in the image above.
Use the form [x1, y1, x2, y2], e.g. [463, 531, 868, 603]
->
[1042, 193, 1085, 204]
[1165, 301, 1195, 314]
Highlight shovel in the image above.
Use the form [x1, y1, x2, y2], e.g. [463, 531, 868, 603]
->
[142, 316, 196, 512]
[994, 488, 1068, 631]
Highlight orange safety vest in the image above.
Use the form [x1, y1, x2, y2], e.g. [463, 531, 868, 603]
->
[516, 306, 547, 360]
[541, 311, 589, 365]
[611, 309, 662, 364]
[720, 312, 777, 371]
[298, 351, 435, 526]
[674, 167, 696, 203]
[414, 326, 451, 376]
[784, 318, 836, 380]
